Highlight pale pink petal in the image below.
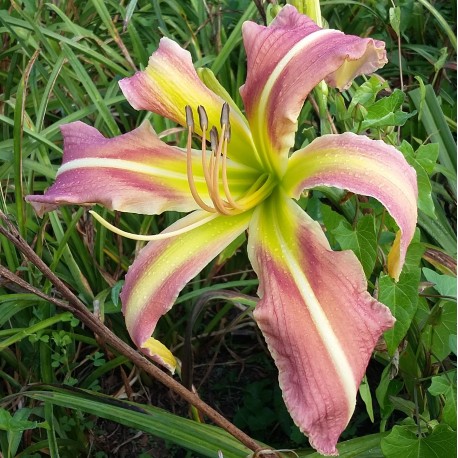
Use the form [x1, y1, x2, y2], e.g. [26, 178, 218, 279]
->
[248, 193, 394, 455]
[240, 5, 387, 174]
[121, 210, 252, 361]
[119, 38, 260, 168]
[283, 132, 418, 280]
[26, 122, 256, 217]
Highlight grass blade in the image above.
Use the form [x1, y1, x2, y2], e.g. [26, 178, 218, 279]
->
[25, 386, 252, 458]
[410, 84, 457, 197]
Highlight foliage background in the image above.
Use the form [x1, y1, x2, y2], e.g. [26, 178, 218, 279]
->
[0, 0, 456, 457]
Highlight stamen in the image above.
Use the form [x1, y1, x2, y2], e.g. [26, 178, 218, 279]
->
[197, 105, 208, 131]
[184, 103, 266, 217]
[208, 126, 219, 186]
[224, 123, 231, 141]
[221, 125, 243, 210]
[198, 105, 211, 189]
[216, 103, 240, 210]
[185, 105, 215, 213]
[185, 105, 194, 131]
[89, 210, 218, 241]
[220, 102, 230, 128]
[210, 126, 219, 152]
[210, 123, 232, 215]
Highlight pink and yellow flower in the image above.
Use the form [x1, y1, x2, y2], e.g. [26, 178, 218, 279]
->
[27, 6, 417, 455]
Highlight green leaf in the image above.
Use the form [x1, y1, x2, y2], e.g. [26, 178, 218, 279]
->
[409, 85, 456, 197]
[332, 215, 378, 278]
[210, 2, 257, 75]
[360, 90, 416, 130]
[381, 424, 457, 458]
[428, 371, 457, 429]
[399, 141, 438, 219]
[320, 204, 378, 277]
[388, 396, 416, 418]
[389, 6, 401, 36]
[297, 431, 388, 457]
[25, 387, 251, 458]
[416, 144, 440, 175]
[0, 408, 38, 432]
[416, 0, 457, 51]
[216, 232, 247, 266]
[418, 208, 457, 256]
[449, 335, 457, 355]
[417, 297, 454, 362]
[379, 268, 420, 355]
[376, 365, 403, 418]
[111, 280, 124, 308]
[359, 375, 375, 422]
[348, 76, 387, 115]
[427, 301, 457, 362]
[320, 203, 347, 246]
[422, 268, 457, 298]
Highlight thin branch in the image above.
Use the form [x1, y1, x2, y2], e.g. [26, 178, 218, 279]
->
[0, 265, 71, 311]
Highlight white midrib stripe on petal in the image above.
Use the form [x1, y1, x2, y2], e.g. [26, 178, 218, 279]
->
[57, 158, 190, 181]
[256, 29, 337, 149]
[273, 214, 356, 423]
[287, 250, 356, 422]
[284, 250, 356, 420]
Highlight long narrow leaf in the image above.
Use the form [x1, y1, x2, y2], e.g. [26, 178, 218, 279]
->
[410, 85, 457, 197]
[25, 387, 252, 458]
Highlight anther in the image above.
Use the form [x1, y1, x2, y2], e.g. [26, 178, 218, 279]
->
[210, 126, 219, 152]
[197, 106, 208, 131]
[220, 102, 230, 128]
[185, 105, 194, 131]
[224, 123, 231, 141]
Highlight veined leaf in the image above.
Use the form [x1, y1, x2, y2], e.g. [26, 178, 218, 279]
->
[381, 424, 457, 458]
[422, 268, 457, 298]
[333, 215, 378, 278]
[399, 140, 439, 219]
[348, 76, 388, 115]
[380, 269, 420, 355]
[428, 371, 457, 430]
[417, 297, 456, 362]
[360, 90, 416, 130]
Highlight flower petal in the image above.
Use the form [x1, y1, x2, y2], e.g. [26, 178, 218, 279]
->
[283, 132, 418, 280]
[142, 337, 178, 373]
[121, 210, 252, 362]
[247, 193, 394, 455]
[119, 38, 260, 168]
[26, 121, 257, 216]
[240, 5, 387, 174]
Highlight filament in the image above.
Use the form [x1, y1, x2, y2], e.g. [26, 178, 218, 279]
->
[222, 137, 243, 209]
[210, 123, 232, 215]
[185, 106, 216, 213]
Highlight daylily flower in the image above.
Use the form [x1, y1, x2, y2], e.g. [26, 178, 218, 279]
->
[26, 5, 418, 456]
